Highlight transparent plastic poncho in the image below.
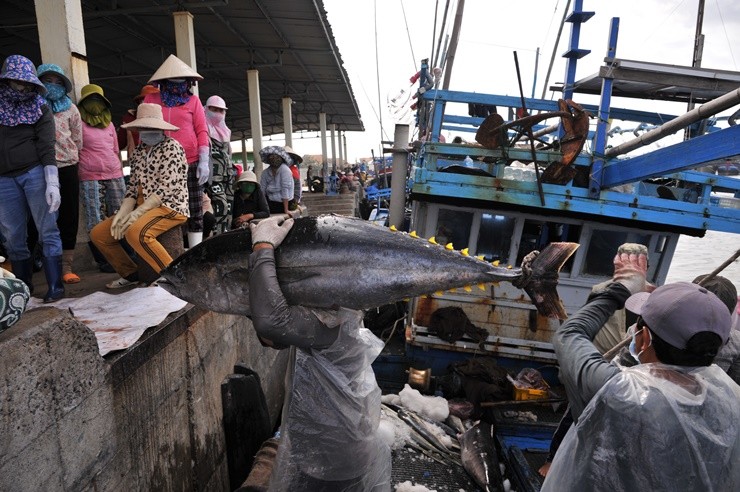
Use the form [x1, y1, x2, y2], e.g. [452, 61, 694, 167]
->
[269, 308, 392, 491]
[542, 364, 740, 492]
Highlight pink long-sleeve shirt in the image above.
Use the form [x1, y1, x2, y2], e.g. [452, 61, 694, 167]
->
[78, 122, 123, 181]
[143, 92, 209, 164]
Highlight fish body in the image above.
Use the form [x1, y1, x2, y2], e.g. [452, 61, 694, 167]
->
[159, 215, 577, 317]
[459, 421, 504, 492]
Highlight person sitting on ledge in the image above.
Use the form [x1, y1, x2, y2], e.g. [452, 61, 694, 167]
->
[90, 103, 189, 289]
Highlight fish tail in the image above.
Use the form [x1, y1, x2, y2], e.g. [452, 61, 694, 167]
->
[519, 242, 579, 319]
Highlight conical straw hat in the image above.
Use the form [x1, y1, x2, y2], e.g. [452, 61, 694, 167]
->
[148, 54, 203, 82]
[121, 103, 179, 131]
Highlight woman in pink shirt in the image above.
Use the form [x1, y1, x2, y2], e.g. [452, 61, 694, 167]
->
[77, 84, 125, 272]
[144, 54, 209, 247]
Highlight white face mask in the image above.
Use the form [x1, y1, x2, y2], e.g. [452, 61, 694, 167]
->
[140, 130, 165, 146]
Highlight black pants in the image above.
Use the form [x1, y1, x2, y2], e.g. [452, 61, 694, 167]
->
[57, 165, 80, 251]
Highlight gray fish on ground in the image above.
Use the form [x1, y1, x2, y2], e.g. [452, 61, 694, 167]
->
[459, 421, 504, 492]
[158, 215, 578, 317]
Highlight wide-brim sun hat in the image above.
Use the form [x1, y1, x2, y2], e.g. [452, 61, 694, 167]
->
[235, 170, 259, 187]
[79, 84, 112, 107]
[205, 95, 227, 110]
[134, 84, 160, 103]
[625, 281, 732, 350]
[259, 145, 292, 165]
[1, 55, 46, 94]
[149, 54, 203, 83]
[121, 103, 179, 131]
[37, 63, 73, 93]
[284, 145, 303, 164]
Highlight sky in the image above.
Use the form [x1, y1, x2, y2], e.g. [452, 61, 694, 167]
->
[277, 0, 740, 162]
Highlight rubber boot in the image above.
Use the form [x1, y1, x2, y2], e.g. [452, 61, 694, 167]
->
[187, 232, 203, 248]
[62, 250, 80, 284]
[88, 241, 115, 273]
[42, 255, 65, 303]
[10, 259, 34, 295]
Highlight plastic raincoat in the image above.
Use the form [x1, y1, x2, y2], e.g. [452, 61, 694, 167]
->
[249, 248, 391, 491]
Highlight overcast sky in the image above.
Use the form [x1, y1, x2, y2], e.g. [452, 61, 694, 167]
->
[295, 0, 740, 161]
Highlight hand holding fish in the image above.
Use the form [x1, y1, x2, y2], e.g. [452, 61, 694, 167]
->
[250, 215, 294, 249]
[613, 244, 648, 294]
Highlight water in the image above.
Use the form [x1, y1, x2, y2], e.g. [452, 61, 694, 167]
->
[665, 230, 740, 291]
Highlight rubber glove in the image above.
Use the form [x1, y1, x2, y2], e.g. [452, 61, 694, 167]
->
[612, 243, 648, 294]
[122, 195, 162, 230]
[43, 165, 61, 213]
[197, 146, 210, 186]
[0, 256, 16, 278]
[110, 197, 137, 240]
[250, 215, 294, 248]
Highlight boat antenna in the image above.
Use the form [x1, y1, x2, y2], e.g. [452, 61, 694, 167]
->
[429, 0, 440, 64]
[432, 0, 451, 69]
[373, 0, 385, 157]
[399, 0, 416, 68]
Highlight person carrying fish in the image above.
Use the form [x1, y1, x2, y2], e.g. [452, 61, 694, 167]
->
[542, 249, 740, 491]
[90, 103, 189, 288]
[258, 146, 295, 215]
[245, 215, 391, 491]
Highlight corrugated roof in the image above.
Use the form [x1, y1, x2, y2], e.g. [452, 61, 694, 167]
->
[0, 0, 363, 139]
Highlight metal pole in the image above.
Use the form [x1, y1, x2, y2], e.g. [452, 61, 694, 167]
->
[514, 51, 545, 206]
[540, 0, 572, 99]
[389, 124, 410, 229]
[606, 87, 740, 157]
[441, 0, 465, 90]
[247, 69, 264, 180]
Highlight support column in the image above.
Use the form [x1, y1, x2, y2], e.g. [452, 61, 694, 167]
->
[248, 70, 264, 180]
[282, 97, 293, 148]
[173, 11, 198, 95]
[330, 124, 337, 173]
[319, 112, 328, 181]
[343, 134, 349, 166]
[35, 0, 89, 101]
[337, 130, 344, 169]
[241, 135, 248, 172]
[389, 124, 410, 229]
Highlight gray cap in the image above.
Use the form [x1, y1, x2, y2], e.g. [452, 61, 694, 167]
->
[625, 281, 732, 349]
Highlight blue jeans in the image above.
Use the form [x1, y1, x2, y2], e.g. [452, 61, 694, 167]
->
[0, 165, 63, 260]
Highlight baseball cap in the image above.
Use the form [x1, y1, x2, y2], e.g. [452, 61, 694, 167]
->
[625, 282, 732, 350]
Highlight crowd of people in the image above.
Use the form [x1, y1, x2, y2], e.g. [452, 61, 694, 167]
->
[0, 53, 307, 304]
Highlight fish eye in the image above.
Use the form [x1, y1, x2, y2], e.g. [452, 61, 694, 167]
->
[176, 269, 185, 281]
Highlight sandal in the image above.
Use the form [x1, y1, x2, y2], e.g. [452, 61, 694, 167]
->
[63, 272, 80, 284]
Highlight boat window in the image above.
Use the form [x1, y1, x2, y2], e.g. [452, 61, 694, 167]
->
[477, 213, 516, 263]
[517, 220, 581, 272]
[435, 209, 474, 248]
[583, 230, 650, 276]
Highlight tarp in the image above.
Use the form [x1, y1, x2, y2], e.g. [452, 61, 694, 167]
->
[27, 286, 187, 356]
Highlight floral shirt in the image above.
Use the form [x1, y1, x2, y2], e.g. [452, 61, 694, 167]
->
[53, 105, 82, 168]
[125, 137, 190, 217]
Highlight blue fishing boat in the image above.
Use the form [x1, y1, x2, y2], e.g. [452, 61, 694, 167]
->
[377, 1, 740, 489]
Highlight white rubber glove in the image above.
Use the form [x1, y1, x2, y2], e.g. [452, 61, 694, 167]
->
[43, 165, 61, 213]
[121, 195, 162, 232]
[197, 146, 210, 186]
[0, 256, 16, 278]
[250, 215, 294, 248]
[111, 197, 136, 240]
[613, 243, 648, 294]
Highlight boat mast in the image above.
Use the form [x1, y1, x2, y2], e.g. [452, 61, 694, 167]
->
[685, 0, 705, 139]
[441, 0, 465, 90]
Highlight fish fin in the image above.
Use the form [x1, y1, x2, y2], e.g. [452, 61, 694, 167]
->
[463, 285, 472, 292]
[445, 243, 454, 250]
[520, 242, 579, 320]
[491, 260, 500, 266]
[477, 283, 486, 291]
[428, 236, 437, 245]
[390, 225, 397, 231]
[460, 248, 469, 256]
[410, 230, 419, 238]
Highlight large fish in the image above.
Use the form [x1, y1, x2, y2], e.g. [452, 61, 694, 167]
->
[158, 215, 577, 317]
[459, 421, 504, 492]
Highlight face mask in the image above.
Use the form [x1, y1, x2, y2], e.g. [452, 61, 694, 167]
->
[139, 130, 165, 146]
[239, 182, 256, 195]
[43, 82, 66, 101]
[628, 324, 652, 363]
[81, 98, 108, 115]
[207, 109, 225, 123]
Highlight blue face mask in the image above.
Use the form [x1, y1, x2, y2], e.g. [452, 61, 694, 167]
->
[628, 324, 652, 363]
